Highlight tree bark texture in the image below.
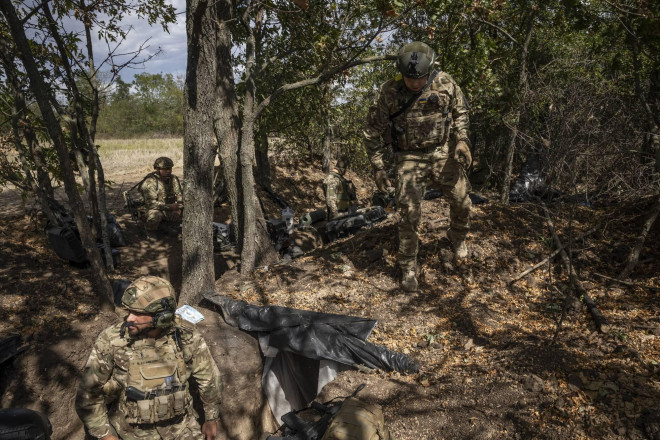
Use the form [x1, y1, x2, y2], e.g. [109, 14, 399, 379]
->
[215, 0, 242, 251]
[181, 0, 217, 304]
[238, 6, 278, 274]
[0, 0, 114, 311]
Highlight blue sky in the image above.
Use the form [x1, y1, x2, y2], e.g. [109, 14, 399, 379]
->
[92, 0, 187, 83]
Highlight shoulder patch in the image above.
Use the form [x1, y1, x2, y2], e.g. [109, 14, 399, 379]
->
[395, 73, 403, 81]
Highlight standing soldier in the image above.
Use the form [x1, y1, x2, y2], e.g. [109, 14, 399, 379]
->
[323, 156, 357, 219]
[140, 157, 183, 235]
[75, 276, 222, 440]
[363, 42, 472, 292]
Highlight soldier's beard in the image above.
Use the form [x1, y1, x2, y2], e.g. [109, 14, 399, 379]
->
[125, 320, 155, 337]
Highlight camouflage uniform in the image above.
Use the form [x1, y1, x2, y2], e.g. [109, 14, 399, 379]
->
[323, 171, 356, 219]
[139, 173, 183, 232]
[364, 72, 471, 271]
[75, 316, 222, 440]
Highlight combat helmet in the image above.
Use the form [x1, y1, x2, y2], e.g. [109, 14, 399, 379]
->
[153, 156, 174, 170]
[397, 42, 436, 79]
[335, 156, 350, 174]
[121, 276, 177, 328]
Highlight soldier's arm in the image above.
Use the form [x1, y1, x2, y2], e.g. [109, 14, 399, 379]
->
[189, 330, 222, 422]
[363, 83, 392, 171]
[141, 177, 166, 211]
[75, 329, 115, 439]
[451, 80, 470, 142]
[174, 175, 183, 205]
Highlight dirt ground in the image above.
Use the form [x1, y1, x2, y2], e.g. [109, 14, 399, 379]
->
[0, 158, 659, 440]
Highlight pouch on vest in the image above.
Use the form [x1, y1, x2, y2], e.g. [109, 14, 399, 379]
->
[320, 397, 393, 440]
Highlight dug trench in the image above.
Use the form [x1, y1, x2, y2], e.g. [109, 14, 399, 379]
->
[0, 157, 659, 440]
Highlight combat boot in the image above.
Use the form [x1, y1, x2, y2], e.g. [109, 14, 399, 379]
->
[400, 267, 418, 292]
[447, 229, 468, 260]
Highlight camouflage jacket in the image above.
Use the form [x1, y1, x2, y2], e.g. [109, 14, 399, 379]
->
[363, 72, 470, 170]
[323, 171, 355, 219]
[139, 173, 183, 211]
[75, 316, 222, 439]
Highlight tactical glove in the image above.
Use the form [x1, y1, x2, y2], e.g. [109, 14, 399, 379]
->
[375, 169, 392, 193]
[454, 140, 472, 167]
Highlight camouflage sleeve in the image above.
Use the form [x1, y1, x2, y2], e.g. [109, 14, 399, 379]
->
[75, 328, 115, 439]
[173, 175, 183, 204]
[188, 329, 222, 421]
[363, 82, 393, 171]
[451, 79, 470, 142]
[141, 175, 166, 211]
[323, 175, 340, 219]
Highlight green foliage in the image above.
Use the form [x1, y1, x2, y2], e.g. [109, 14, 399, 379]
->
[96, 73, 184, 138]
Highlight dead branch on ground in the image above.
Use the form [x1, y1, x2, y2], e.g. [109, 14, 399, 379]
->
[509, 225, 600, 285]
[542, 204, 610, 333]
[618, 197, 660, 280]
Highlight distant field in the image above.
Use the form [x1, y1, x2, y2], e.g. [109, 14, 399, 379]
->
[97, 138, 183, 176]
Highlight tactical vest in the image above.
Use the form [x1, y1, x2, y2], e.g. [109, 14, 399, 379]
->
[118, 333, 191, 424]
[391, 79, 452, 152]
[330, 172, 353, 212]
[140, 173, 182, 206]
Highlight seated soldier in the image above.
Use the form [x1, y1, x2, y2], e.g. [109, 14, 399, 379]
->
[139, 156, 183, 234]
[323, 156, 357, 219]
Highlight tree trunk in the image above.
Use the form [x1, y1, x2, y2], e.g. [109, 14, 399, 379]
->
[238, 5, 278, 274]
[180, 0, 218, 304]
[215, 0, 242, 250]
[255, 133, 271, 189]
[321, 84, 333, 173]
[42, 0, 114, 269]
[500, 11, 535, 204]
[0, 0, 114, 311]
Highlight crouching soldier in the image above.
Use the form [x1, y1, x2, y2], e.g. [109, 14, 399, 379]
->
[75, 276, 222, 440]
[323, 156, 357, 220]
[140, 157, 183, 235]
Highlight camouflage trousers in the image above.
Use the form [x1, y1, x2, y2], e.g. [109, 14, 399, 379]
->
[143, 208, 181, 232]
[395, 150, 472, 271]
[107, 410, 204, 439]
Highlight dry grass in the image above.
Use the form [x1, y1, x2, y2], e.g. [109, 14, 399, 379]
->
[97, 138, 183, 177]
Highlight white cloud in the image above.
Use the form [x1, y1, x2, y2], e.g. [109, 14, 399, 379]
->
[91, 0, 187, 82]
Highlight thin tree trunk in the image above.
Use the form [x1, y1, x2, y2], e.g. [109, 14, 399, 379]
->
[181, 0, 218, 304]
[500, 11, 535, 204]
[11, 100, 59, 225]
[239, 5, 278, 274]
[215, 0, 242, 251]
[321, 84, 333, 173]
[0, 0, 114, 311]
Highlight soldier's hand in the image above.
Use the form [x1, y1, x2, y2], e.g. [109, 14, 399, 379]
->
[100, 435, 119, 440]
[375, 169, 391, 192]
[202, 420, 217, 439]
[454, 140, 472, 167]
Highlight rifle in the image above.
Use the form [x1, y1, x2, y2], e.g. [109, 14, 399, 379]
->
[125, 384, 186, 401]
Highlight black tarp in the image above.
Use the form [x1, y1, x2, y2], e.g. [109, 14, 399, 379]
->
[202, 293, 419, 423]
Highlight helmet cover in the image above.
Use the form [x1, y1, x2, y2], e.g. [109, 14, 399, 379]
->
[335, 156, 349, 174]
[397, 42, 436, 79]
[121, 275, 177, 314]
[153, 157, 174, 169]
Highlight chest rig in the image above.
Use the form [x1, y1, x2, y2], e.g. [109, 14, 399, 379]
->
[330, 172, 352, 210]
[390, 71, 453, 152]
[118, 332, 190, 424]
